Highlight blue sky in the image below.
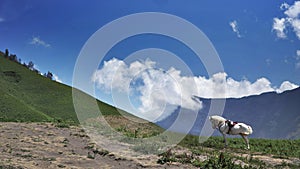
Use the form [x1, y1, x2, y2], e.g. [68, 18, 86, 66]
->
[1, 0, 300, 120]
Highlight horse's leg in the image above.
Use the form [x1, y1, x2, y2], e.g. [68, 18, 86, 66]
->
[222, 133, 228, 148]
[240, 134, 250, 149]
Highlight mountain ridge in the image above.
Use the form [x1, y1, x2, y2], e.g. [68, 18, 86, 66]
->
[156, 87, 300, 139]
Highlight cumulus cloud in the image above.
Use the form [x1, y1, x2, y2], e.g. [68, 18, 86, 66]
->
[192, 72, 281, 98]
[92, 58, 201, 121]
[92, 58, 156, 93]
[280, 2, 290, 10]
[30, 36, 51, 48]
[273, 18, 287, 38]
[290, 18, 300, 39]
[276, 81, 299, 93]
[284, 1, 300, 18]
[273, 1, 300, 39]
[229, 20, 242, 38]
[92, 58, 299, 121]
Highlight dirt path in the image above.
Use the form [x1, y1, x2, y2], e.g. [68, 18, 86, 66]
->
[0, 122, 195, 169]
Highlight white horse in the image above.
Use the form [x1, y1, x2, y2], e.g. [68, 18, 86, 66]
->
[209, 115, 253, 149]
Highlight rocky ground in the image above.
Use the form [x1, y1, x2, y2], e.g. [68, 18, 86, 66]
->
[0, 122, 195, 169]
[0, 122, 299, 169]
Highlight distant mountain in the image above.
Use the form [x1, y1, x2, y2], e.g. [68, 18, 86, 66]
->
[156, 88, 300, 139]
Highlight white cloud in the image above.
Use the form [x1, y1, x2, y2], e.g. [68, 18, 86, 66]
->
[92, 58, 156, 93]
[30, 36, 51, 48]
[229, 20, 242, 38]
[193, 73, 276, 98]
[92, 58, 299, 121]
[53, 74, 62, 83]
[0, 17, 4, 22]
[92, 58, 200, 121]
[280, 2, 290, 10]
[272, 18, 287, 38]
[284, 1, 300, 18]
[289, 18, 300, 39]
[276, 81, 299, 93]
[273, 1, 300, 39]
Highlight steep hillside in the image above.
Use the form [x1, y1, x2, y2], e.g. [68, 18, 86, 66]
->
[0, 51, 155, 127]
[0, 53, 95, 122]
[157, 88, 300, 139]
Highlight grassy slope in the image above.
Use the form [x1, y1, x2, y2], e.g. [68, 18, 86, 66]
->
[0, 52, 138, 123]
[0, 54, 55, 122]
[0, 51, 162, 136]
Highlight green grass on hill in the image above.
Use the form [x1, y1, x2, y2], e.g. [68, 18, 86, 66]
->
[0, 51, 131, 124]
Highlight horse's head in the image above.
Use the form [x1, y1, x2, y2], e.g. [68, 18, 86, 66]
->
[209, 116, 218, 129]
[209, 115, 226, 129]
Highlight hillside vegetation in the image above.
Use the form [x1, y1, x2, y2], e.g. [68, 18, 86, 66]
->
[0, 51, 87, 123]
[0, 51, 159, 129]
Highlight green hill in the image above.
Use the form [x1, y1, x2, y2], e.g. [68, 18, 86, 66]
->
[0, 51, 141, 124]
[0, 52, 84, 122]
[0, 50, 162, 138]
